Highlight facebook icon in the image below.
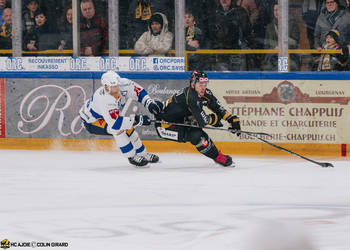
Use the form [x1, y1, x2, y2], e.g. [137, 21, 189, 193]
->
[153, 58, 158, 64]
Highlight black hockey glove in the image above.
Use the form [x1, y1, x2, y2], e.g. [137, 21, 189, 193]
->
[133, 115, 151, 127]
[226, 115, 241, 136]
[208, 113, 223, 127]
[145, 99, 163, 115]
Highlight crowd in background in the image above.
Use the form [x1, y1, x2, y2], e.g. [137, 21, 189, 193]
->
[0, 0, 350, 71]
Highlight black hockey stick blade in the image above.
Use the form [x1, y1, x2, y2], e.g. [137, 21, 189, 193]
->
[318, 162, 334, 168]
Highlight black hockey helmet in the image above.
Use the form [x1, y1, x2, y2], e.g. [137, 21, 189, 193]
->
[189, 71, 209, 88]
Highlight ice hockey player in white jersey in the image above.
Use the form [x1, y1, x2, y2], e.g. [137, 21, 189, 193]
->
[79, 71, 162, 167]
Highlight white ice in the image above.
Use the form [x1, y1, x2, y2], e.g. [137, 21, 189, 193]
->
[0, 149, 349, 250]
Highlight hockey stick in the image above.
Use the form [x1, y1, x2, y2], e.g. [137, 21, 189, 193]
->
[150, 119, 334, 168]
[121, 98, 133, 116]
[241, 130, 334, 168]
[149, 119, 271, 138]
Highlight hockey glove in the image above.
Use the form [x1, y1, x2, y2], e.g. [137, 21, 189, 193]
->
[226, 115, 241, 136]
[133, 115, 151, 127]
[145, 99, 163, 115]
[208, 113, 223, 127]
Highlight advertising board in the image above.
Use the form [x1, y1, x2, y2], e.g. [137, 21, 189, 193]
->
[0, 57, 185, 72]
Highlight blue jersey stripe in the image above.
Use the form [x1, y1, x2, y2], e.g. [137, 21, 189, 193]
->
[135, 144, 145, 154]
[120, 142, 134, 154]
[90, 108, 103, 119]
[112, 116, 123, 130]
[138, 89, 148, 103]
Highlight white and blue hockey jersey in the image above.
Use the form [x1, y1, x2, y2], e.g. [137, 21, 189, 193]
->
[79, 77, 151, 134]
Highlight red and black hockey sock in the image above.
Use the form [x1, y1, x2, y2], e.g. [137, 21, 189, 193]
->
[195, 136, 219, 160]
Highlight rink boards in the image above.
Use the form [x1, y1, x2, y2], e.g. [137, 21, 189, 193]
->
[0, 71, 349, 156]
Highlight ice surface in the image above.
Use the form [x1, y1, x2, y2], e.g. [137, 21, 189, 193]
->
[0, 150, 349, 250]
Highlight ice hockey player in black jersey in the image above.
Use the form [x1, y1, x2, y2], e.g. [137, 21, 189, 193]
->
[151, 71, 241, 167]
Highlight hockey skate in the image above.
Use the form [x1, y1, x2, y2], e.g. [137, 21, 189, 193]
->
[214, 151, 234, 167]
[142, 153, 159, 163]
[128, 155, 148, 167]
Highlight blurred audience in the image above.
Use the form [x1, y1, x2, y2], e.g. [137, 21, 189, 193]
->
[236, 0, 259, 26]
[57, 5, 72, 50]
[80, 0, 108, 56]
[0, 7, 11, 49]
[208, 0, 254, 71]
[185, 8, 203, 70]
[134, 12, 173, 56]
[119, 1, 130, 49]
[302, 0, 323, 49]
[3, 0, 349, 72]
[253, 0, 275, 49]
[263, 2, 300, 71]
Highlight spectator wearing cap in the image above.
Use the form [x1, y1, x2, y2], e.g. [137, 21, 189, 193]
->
[23, 8, 51, 51]
[314, 0, 350, 50]
[315, 29, 349, 70]
[22, 0, 39, 36]
[80, 0, 108, 56]
[134, 12, 173, 56]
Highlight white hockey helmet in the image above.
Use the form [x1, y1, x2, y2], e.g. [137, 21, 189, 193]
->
[101, 71, 121, 89]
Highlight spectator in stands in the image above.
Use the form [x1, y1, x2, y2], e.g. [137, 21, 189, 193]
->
[119, 1, 129, 49]
[127, 0, 173, 48]
[302, 0, 323, 49]
[185, 8, 203, 70]
[315, 29, 349, 70]
[22, 0, 39, 36]
[94, 0, 107, 17]
[57, 5, 72, 50]
[236, 0, 259, 25]
[185, 0, 217, 49]
[23, 8, 52, 51]
[80, 0, 108, 56]
[208, 0, 254, 71]
[39, 0, 65, 33]
[262, 2, 300, 71]
[314, 0, 350, 50]
[0, 0, 9, 25]
[134, 12, 173, 56]
[253, 0, 275, 49]
[0, 7, 11, 49]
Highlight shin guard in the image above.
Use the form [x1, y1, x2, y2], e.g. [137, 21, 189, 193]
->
[113, 132, 135, 158]
[127, 129, 147, 156]
[195, 136, 219, 160]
